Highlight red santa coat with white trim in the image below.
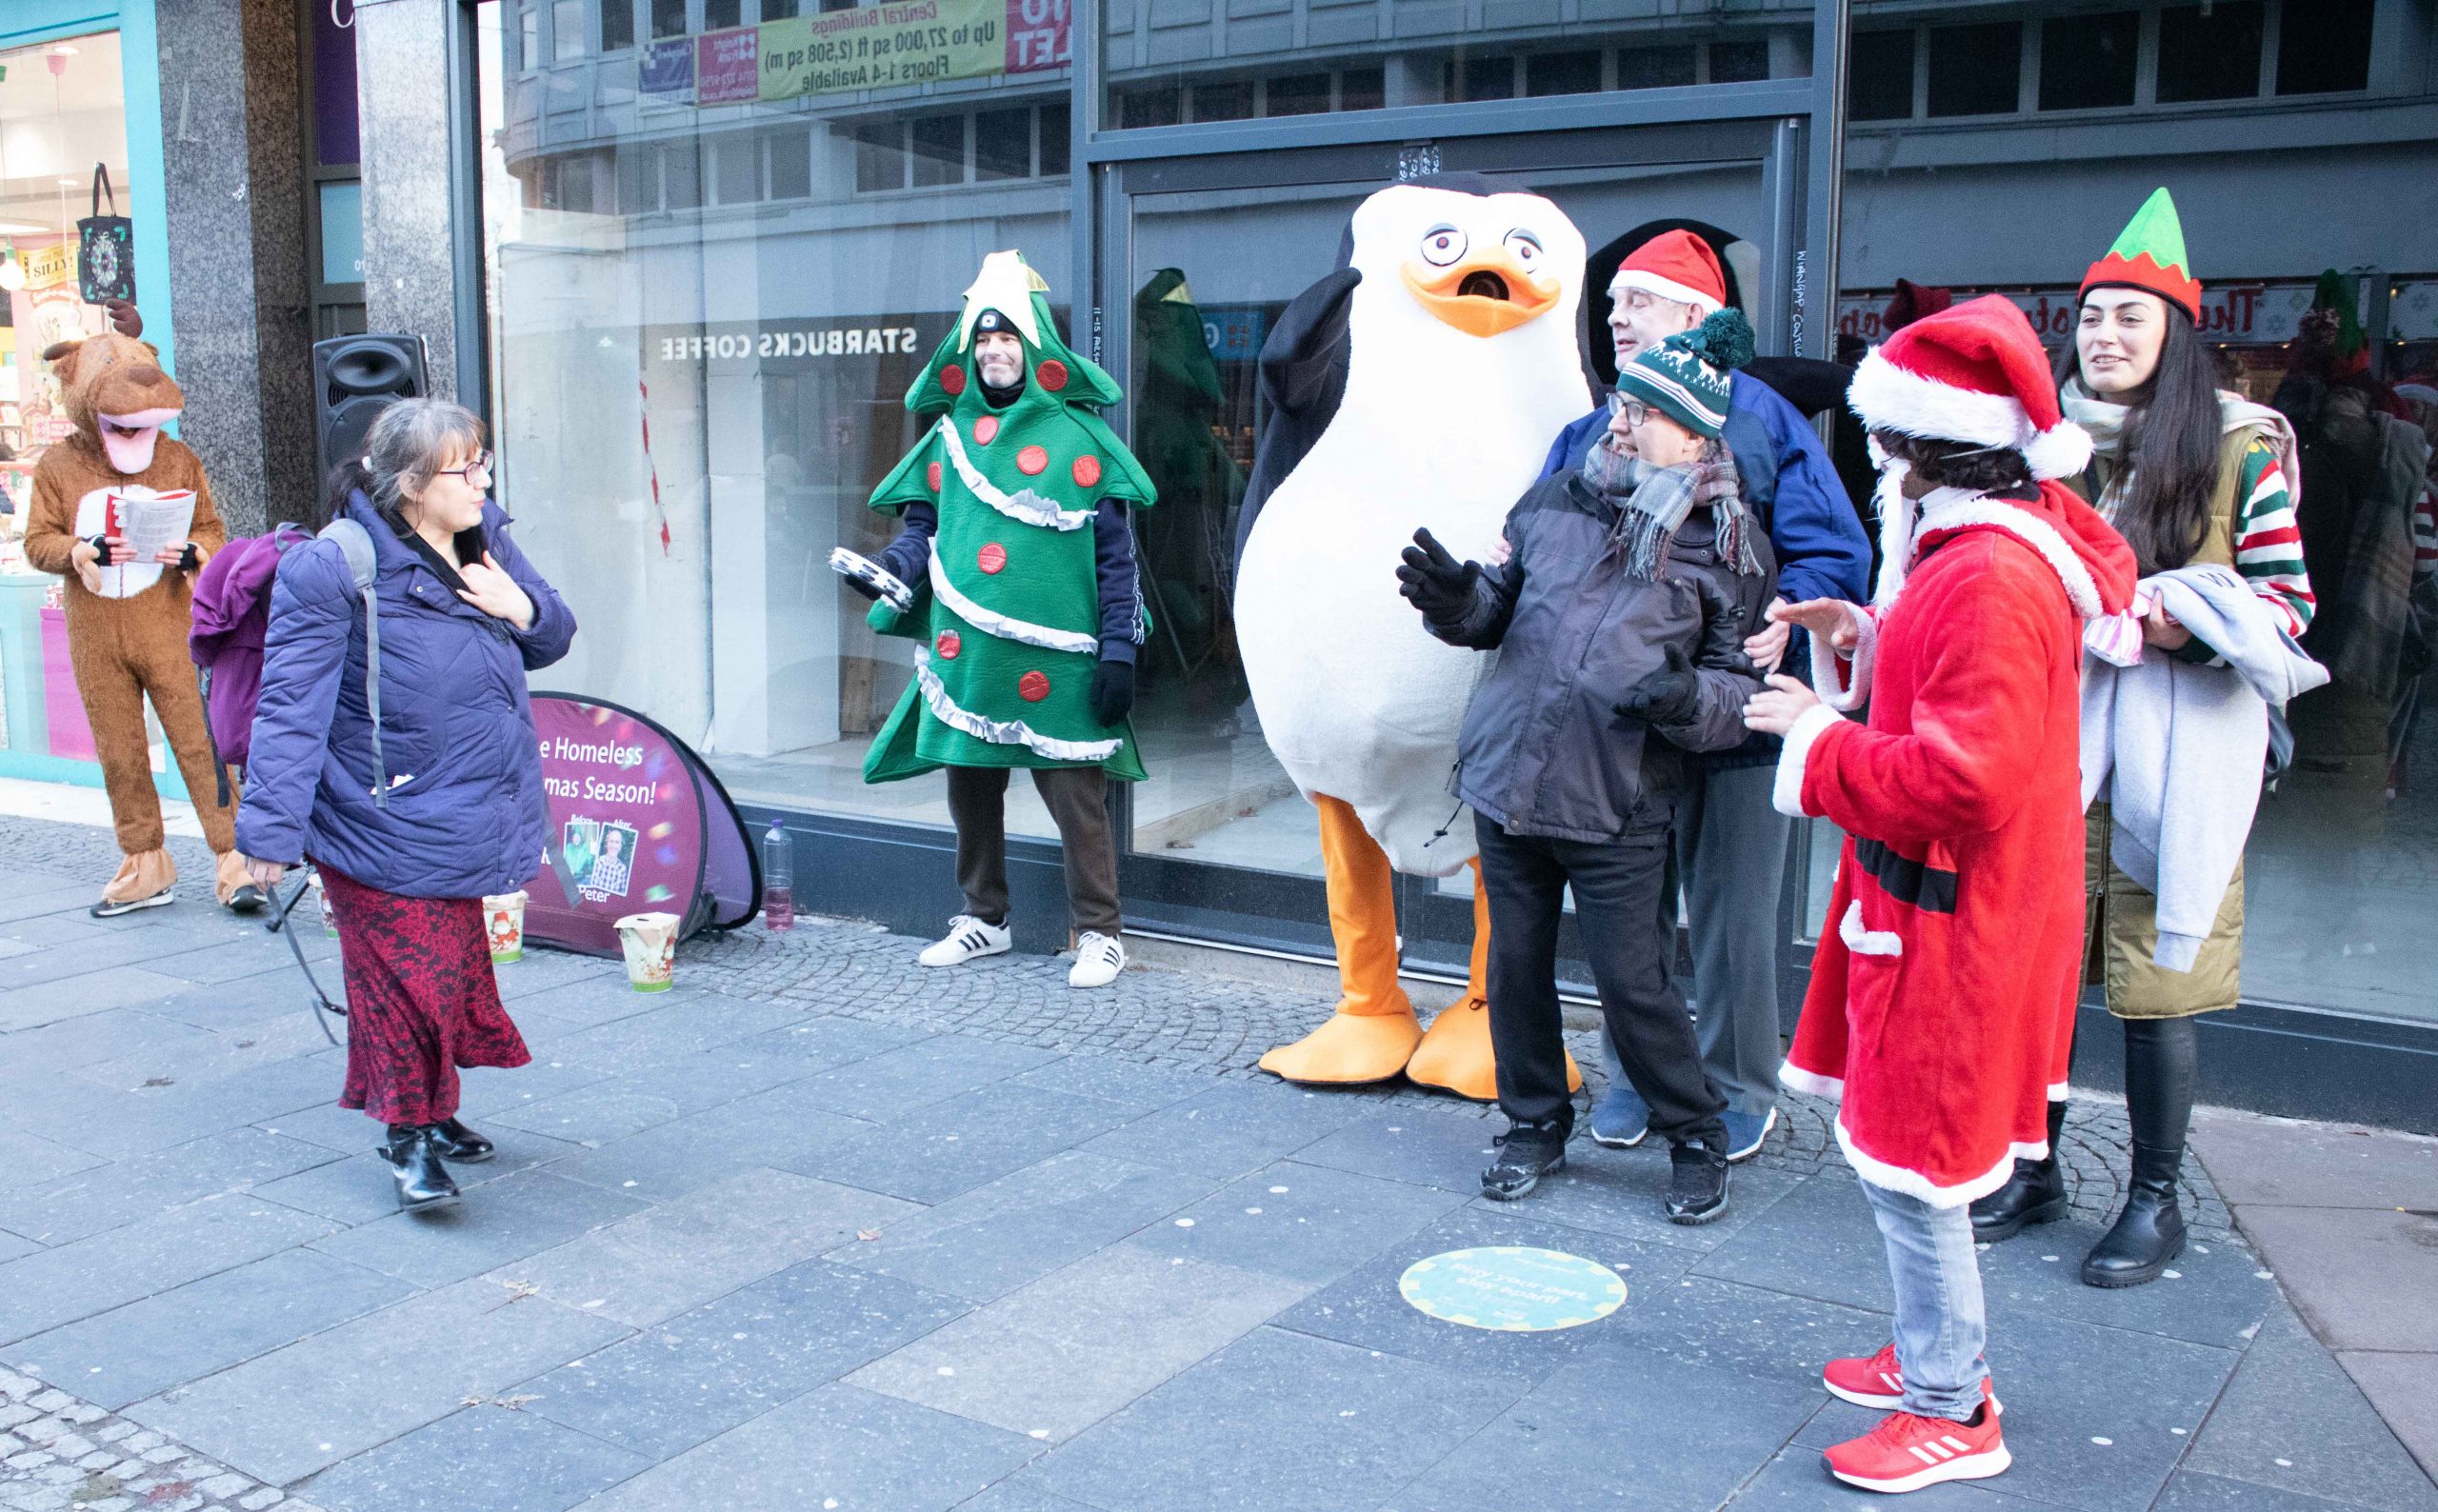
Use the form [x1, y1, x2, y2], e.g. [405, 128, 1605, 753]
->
[1774, 481, 2136, 1207]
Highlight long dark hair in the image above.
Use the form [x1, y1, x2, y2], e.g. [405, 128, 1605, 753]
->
[2057, 296, 2222, 573]
[1872, 431, 2034, 495]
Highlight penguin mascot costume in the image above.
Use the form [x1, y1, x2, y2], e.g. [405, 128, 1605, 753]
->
[1234, 174, 1592, 1097]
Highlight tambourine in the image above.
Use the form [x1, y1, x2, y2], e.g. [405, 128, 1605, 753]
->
[829, 547, 914, 612]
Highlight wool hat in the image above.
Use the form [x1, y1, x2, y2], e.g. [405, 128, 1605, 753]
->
[1615, 308, 1755, 440]
[2081, 188, 2203, 321]
[1848, 293, 2094, 481]
[1611, 229, 1727, 316]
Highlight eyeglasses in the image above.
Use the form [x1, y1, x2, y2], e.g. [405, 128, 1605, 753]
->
[1608, 393, 1650, 428]
[435, 449, 493, 482]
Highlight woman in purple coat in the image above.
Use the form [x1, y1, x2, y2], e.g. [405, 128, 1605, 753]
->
[235, 399, 575, 1211]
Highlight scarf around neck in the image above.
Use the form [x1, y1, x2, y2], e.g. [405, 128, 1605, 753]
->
[1584, 433, 1763, 581]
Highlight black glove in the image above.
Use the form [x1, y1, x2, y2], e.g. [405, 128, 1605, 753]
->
[1396, 528, 1477, 624]
[1089, 657, 1135, 726]
[1615, 645, 1701, 726]
[176, 543, 201, 573]
[86, 533, 118, 567]
[840, 572, 882, 603]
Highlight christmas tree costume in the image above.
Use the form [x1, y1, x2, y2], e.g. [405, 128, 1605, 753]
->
[854, 252, 1155, 976]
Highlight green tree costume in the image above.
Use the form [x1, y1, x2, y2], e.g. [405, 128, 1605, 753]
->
[864, 252, 1158, 783]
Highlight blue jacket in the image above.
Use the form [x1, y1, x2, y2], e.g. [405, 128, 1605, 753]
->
[1542, 370, 1870, 768]
[235, 492, 576, 898]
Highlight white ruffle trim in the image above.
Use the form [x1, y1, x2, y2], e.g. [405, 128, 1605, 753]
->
[929, 555, 1099, 655]
[913, 649, 1121, 762]
[937, 419, 1094, 532]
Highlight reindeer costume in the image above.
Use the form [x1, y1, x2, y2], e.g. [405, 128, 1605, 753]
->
[20, 327, 249, 913]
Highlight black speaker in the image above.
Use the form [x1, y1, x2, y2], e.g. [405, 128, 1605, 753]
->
[312, 333, 430, 487]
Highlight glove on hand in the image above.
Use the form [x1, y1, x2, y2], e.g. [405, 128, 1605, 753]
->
[841, 573, 882, 603]
[1396, 528, 1477, 624]
[176, 543, 201, 573]
[86, 534, 119, 567]
[1089, 657, 1135, 727]
[1614, 645, 1702, 726]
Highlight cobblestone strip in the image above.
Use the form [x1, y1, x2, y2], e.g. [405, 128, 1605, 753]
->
[0, 1372, 317, 1512]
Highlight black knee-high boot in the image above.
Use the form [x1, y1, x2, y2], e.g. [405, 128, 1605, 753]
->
[2083, 1016, 2193, 1287]
[1970, 1097, 2068, 1240]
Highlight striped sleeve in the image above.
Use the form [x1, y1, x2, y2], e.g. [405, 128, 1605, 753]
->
[2230, 439, 2313, 638]
[2412, 483, 2438, 580]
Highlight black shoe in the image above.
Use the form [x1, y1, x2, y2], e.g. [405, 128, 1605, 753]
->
[428, 1117, 496, 1163]
[1666, 1142, 1732, 1225]
[2083, 1159, 2186, 1287]
[1481, 1121, 1569, 1201]
[226, 885, 268, 915]
[384, 1124, 461, 1211]
[1971, 1100, 2068, 1242]
[2085, 1018, 2194, 1288]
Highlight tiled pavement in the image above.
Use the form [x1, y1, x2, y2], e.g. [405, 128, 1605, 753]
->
[0, 815, 2430, 1512]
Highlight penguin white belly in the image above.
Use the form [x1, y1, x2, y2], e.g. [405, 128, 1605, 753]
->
[1235, 435, 1531, 876]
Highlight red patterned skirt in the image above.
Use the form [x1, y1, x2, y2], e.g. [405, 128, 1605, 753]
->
[321, 865, 531, 1125]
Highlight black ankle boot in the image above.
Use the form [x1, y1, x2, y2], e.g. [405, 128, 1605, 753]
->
[2083, 1018, 2193, 1288]
[384, 1124, 461, 1211]
[1971, 1099, 2068, 1242]
[428, 1117, 495, 1163]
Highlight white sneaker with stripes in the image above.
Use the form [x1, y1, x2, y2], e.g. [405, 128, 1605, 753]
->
[918, 914, 1011, 968]
[1068, 930, 1126, 989]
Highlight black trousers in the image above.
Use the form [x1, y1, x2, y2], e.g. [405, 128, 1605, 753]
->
[945, 765, 1123, 936]
[1478, 817, 1727, 1147]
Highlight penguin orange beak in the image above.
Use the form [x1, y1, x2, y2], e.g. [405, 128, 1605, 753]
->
[1400, 248, 1563, 337]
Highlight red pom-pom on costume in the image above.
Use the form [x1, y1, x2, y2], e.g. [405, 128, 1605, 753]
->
[1071, 455, 1102, 488]
[1036, 360, 1068, 392]
[940, 364, 967, 395]
[936, 630, 961, 659]
[1018, 670, 1050, 702]
[973, 416, 999, 445]
[926, 462, 943, 492]
[978, 543, 1008, 574]
[1016, 446, 1049, 476]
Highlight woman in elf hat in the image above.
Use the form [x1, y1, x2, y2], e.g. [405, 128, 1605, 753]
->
[1747, 295, 2136, 1494]
[1969, 189, 2322, 1290]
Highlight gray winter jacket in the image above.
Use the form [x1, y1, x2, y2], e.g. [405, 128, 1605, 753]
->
[1430, 470, 1774, 844]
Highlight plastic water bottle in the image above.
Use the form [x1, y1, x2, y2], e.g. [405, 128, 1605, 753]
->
[760, 822, 794, 932]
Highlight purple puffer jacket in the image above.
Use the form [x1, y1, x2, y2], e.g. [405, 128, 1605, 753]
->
[190, 523, 312, 769]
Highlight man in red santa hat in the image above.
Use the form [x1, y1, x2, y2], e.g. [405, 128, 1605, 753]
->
[1745, 295, 2136, 1495]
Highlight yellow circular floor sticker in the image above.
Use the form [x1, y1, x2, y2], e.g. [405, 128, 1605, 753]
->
[1398, 1246, 1629, 1331]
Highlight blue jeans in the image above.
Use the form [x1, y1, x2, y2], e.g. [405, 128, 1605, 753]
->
[1860, 1180, 1988, 1422]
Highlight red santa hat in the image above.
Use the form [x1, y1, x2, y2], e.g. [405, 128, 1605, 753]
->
[1847, 294, 2093, 482]
[1611, 230, 1727, 316]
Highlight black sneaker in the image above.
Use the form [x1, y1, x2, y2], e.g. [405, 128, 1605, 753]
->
[1482, 1121, 1569, 1201]
[1666, 1142, 1731, 1225]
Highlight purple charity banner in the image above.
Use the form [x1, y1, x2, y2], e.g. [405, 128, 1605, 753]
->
[525, 695, 709, 956]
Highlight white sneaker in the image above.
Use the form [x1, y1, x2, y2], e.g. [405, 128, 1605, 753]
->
[1068, 930, 1126, 989]
[918, 914, 1010, 968]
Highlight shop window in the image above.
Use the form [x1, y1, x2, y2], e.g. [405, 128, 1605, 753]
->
[650, 0, 687, 39]
[662, 144, 702, 209]
[1117, 89, 1182, 129]
[714, 135, 761, 203]
[1461, 56, 1517, 101]
[2157, 1, 2263, 101]
[852, 119, 908, 191]
[1848, 29, 1915, 119]
[974, 107, 1033, 179]
[1266, 73, 1330, 115]
[1039, 103, 1071, 176]
[768, 129, 811, 198]
[2038, 11, 2138, 110]
[1927, 21, 2019, 116]
[1340, 66, 1386, 110]
[1525, 50, 1602, 96]
[1618, 45, 1695, 90]
[1710, 39, 1770, 83]
[909, 114, 967, 189]
[600, 0, 634, 50]
[1194, 81, 1253, 122]
[705, 0, 741, 29]
[2276, 0, 2372, 93]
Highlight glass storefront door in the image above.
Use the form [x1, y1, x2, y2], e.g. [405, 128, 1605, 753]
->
[1103, 121, 1799, 965]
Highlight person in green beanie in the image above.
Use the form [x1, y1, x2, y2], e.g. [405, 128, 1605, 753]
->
[833, 250, 1157, 989]
[1395, 308, 1773, 1223]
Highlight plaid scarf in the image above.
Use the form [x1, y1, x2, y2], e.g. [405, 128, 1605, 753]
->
[1583, 433, 1763, 581]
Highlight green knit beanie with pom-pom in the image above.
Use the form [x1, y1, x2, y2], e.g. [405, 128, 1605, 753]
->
[1614, 308, 1754, 440]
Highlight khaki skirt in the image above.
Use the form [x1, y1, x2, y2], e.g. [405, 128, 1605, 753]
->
[2085, 803, 2245, 1020]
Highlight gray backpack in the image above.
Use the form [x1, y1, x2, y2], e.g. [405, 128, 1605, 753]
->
[320, 518, 390, 809]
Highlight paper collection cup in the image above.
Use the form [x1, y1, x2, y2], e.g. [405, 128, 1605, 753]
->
[614, 911, 680, 992]
[485, 890, 529, 964]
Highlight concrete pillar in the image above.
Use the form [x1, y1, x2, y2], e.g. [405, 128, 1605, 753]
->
[153, 0, 316, 534]
[353, 0, 466, 404]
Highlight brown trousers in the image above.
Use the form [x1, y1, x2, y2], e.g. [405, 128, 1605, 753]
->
[946, 765, 1121, 937]
[64, 585, 236, 856]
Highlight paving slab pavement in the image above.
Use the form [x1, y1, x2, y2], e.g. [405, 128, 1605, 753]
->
[0, 812, 2427, 1510]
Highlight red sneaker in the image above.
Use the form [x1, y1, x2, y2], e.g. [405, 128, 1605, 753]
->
[1822, 1345, 2002, 1416]
[1824, 1404, 2010, 1494]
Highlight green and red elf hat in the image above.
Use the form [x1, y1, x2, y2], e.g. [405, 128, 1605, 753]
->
[2081, 188, 2203, 321]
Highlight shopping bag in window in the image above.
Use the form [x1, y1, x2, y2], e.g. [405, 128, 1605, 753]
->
[78, 164, 135, 306]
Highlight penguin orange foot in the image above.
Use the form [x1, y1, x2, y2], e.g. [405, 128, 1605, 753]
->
[1400, 862, 1577, 1102]
[1258, 1009, 1425, 1085]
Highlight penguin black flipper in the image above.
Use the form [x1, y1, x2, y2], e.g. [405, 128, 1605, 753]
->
[1233, 266, 1361, 577]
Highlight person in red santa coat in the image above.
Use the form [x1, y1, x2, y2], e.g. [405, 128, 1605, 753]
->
[1745, 295, 2137, 1496]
